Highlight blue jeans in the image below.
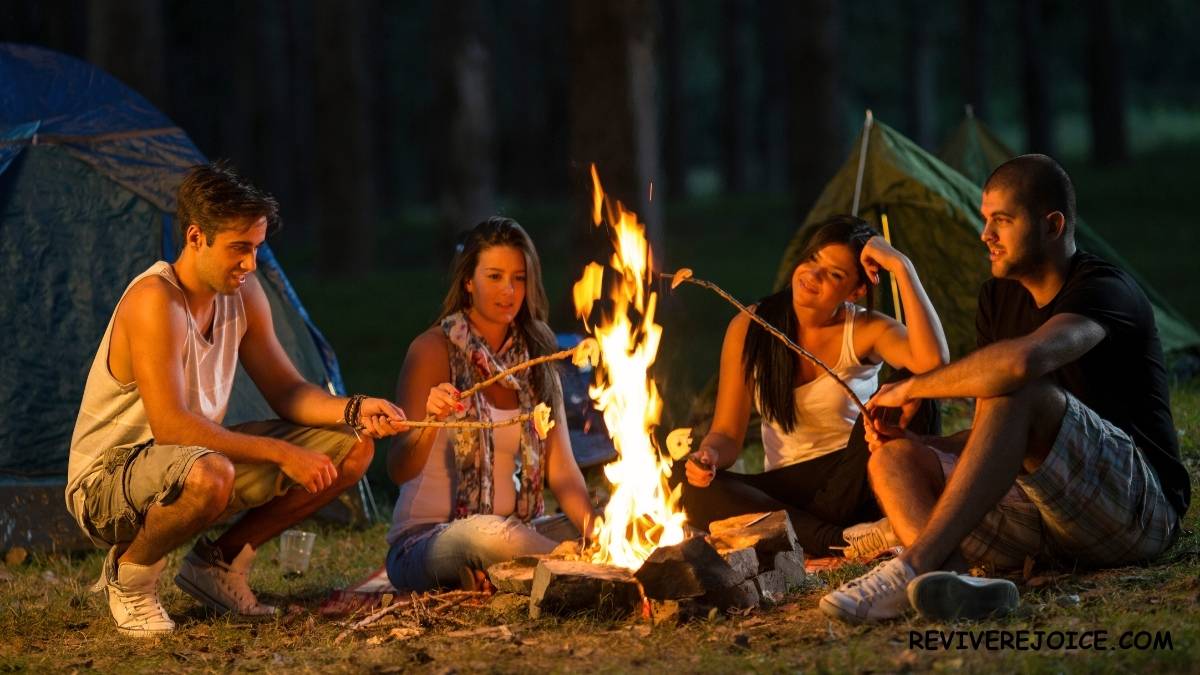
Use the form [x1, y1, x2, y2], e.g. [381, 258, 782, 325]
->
[386, 514, 578, 591]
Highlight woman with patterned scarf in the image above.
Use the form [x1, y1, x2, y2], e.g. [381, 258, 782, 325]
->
[383, 218, 596, 591]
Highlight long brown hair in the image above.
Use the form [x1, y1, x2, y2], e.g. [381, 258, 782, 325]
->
[746, 215, 878, 432]
[438, 217, 561, 407]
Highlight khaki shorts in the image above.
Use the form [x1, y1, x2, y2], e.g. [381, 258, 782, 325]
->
[938, 393, 1181, 570]
[79, 420, 357, 547]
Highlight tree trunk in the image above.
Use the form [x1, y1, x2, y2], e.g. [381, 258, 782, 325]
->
[660, 0, 686, 199]
[961, 0, 989, 121]
[86, 0, 167, 110]
[905, 0, 936, 149]
[313, 0, 375, 278]
[757, 0, 789, 192]
[1087, 0, 1129, 165]
[720, 0, 748, 192]
[787, 0, 844, 224]
[567, 0, 662, 265]
[431, 0, 496, 258]
[1018, 0, 1055, 155]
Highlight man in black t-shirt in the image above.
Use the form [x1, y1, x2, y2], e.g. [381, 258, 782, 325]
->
[820, 154, 1188, 624]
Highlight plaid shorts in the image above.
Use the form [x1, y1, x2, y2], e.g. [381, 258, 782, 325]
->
[77, 419, 357, 547]
[936, 393, 1181, 570]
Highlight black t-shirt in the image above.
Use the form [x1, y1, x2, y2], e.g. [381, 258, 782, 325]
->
[976, 252, 1189, 516]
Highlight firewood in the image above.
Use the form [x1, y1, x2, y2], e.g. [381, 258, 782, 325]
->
[703, 579, 760, 611]
[635, 536, 742, 600]
[708, 511, 799, 561]
[753, 569, 788, 605]
[720, 547, 760, 581]
[528, 560, 643, 619]
[773, 550, 806, 587]
[487, 559, 538, 595]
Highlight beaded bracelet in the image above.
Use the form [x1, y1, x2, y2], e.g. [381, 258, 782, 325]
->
[343, 393, 368, 433]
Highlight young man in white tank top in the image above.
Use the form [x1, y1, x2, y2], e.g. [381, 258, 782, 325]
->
[67, 163, 410, 637]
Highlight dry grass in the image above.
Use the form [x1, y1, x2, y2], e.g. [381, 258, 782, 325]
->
[2, 386, 1198, 673]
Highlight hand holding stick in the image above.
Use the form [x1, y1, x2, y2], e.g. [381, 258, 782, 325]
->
[661, 268, 871, 420]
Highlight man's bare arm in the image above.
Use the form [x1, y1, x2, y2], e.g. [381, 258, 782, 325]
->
[123, 280, 293, 465]
[873, 313, 1107, 406]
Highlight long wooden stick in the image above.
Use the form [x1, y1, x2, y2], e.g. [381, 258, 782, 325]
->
[662, 271, 871, 419]
[455, 347, 579, 401]
[405, 413, 535, 431]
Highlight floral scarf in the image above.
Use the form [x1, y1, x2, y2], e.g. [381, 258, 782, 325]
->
[441, 311, 545, 522]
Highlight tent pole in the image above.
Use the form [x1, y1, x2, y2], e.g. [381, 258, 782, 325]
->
[880, 209, 904, 324]
[851, 109, 874, 217]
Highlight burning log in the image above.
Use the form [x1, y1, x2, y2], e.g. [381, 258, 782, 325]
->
[528, 559, 643, 619]
[634, 536, 742, 600]
[707, 511, 801, 563]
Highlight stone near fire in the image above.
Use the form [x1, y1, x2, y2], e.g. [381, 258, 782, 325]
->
[773, 550, 806, 587]
[528, 560, 643, 619]
[754, 569, 788, 605]
[635, 536, 742, 600]
[707, 511, 799, 561]
[487, 559, 538, 595]
[720, 547, 759, 581]
[703, 579, 760, 611]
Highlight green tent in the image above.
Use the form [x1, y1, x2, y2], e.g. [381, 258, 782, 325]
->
[937, 114, 1200, 353]
[776, 117, 990, 359]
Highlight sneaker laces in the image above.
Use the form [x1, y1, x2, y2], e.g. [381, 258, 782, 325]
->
[839, 561, 908, 596]
[845, 529, 888, 559]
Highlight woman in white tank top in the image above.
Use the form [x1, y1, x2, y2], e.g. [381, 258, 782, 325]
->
[384, 219, 596, 591]
[676, 216, 950, 558]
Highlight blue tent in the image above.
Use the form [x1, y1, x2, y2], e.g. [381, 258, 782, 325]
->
[0, 44, 352, 548]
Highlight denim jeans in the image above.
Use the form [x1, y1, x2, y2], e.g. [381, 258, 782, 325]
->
[385, 514, 578, 591]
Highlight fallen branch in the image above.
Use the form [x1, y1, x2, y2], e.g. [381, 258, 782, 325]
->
[662, 269, 869, 419]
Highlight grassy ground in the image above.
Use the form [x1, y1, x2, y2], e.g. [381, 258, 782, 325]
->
[2, 383, 1197, 673]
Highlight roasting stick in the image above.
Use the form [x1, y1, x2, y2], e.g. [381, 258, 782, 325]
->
[661, 269, 870, 420]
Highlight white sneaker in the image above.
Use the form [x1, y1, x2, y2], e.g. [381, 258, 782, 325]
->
[819, 557, 916, 623]
[174, 537, 277, 617]
[907, 571, 1019, 621]
[841, 517, 901, 559]
[94, 547, 175, 638]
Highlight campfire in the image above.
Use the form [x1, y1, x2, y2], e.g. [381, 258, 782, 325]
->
[573, 164, 687, 571]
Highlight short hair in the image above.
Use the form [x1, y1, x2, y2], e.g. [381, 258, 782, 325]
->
[176, 161, 280, 245]
[984, 154, 1076, 230]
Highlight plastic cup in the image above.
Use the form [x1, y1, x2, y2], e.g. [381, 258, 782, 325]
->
[278, 529, 317, 576]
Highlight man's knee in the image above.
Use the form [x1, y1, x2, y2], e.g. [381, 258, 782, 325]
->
[977, 378, 1065, 416]
[868, 439, 942, 489]
[183, 453, 235, 515]
[336, 438, 374, 485]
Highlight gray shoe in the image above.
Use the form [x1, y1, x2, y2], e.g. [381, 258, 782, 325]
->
[907, 571, 1019, 621]
[175, 537, 277, 617]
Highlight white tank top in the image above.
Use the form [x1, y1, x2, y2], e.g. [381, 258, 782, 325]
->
[65, 261, 246, 522]
[386, 402, 522, 545]
[759, 303, 881, 471]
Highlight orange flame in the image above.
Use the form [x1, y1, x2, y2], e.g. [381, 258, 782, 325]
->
[576, 165, 686, 570]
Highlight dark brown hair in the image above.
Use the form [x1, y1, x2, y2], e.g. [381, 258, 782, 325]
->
[747, 215, 878, 432]
[438, 217, 561, 407]
[176, 161, 280, 245]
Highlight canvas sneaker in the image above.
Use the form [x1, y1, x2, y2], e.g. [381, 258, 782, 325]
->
[840, 517, 901, 560]
[93, 546, 175, 638]
[907, 571, 1019, 621]
[819, 557, 916, 623]
[174, 537, 277, 617]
